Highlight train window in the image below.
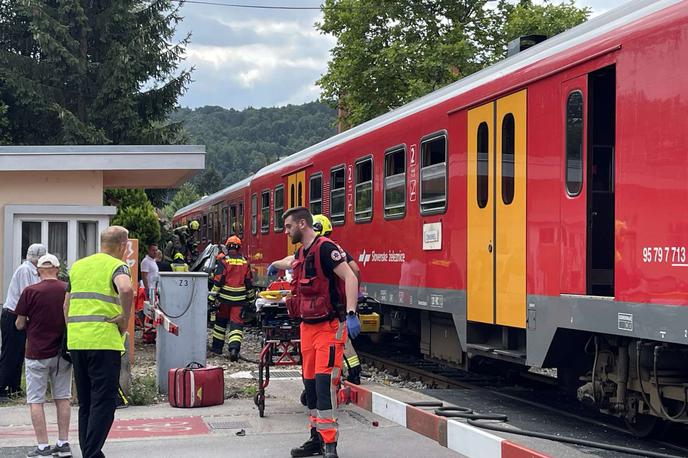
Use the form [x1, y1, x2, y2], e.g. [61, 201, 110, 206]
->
[309, 173, 322, 215]
[238, 203, 244, 237]
[566, 90, 584, 196]
[251, 194, 257, 235]
[355, 157, 373, 222]
[420, 133, 447, 214]
[384, 146, 406, 219]
[477, 122, 489, 209]
[502, 114, 515, 205]
[229, 206, 237, 236]
[201, 214, 208, 241]
[221, 206, 229, 239]
[261, 190, 270, 234]
[274, 185, 284, 232]
[330, 166, 346, 225]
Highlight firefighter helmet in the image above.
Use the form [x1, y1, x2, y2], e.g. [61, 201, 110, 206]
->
[225, 235, 242, 247]
[173, 252, 186, 262]
[313, 214, 333, 237]
[189, 220, 200, 231]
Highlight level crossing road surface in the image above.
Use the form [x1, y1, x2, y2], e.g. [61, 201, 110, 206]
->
[0, 378, 460, 457]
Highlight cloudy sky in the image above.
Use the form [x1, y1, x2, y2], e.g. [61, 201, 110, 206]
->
[174, 0, 630, 110]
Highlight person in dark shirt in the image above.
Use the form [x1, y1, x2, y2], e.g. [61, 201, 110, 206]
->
[281, 207, 359, 458]
[268, 214, 363, 384]
[15, 254, 72, 458]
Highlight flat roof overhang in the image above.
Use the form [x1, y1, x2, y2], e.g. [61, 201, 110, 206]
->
[0, 145, 205, 188]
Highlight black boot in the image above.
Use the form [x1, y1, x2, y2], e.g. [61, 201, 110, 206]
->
[323, 442, 338, 458]
[290, 428, 322, 457]
[347, 365, 361, 385]
[229, 348, 239, 362]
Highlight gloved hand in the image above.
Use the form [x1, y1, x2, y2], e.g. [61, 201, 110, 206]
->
[267, 264, 279, 277]
[346, 313, 361, 340]
[207, 292, 218, 310]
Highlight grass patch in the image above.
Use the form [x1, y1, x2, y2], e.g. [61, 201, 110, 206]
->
[242, 385, 257, 397]
[129, 374, 158, 406]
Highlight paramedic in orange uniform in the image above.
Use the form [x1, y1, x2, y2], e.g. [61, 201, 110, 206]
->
[282, 207, 359, 458]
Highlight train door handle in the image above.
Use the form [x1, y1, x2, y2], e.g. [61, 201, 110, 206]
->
[488, 243, 493, 253]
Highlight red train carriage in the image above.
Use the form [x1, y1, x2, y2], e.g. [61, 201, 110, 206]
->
[174, 0, 688, 434]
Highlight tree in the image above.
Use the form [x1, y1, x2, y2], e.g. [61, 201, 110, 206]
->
[105, 189, 161, 258]
[317, 0, 589, 128]
[0, 0, 191, 145]
[192, 169, 223, 197]
[169, 102, 337, 194]
[161, 182, 201, 220]
[492, 0, 590, 56]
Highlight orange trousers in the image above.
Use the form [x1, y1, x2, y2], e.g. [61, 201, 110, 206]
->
[300, 318, 347, 444]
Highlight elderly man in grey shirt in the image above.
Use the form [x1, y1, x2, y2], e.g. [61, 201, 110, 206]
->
[0, 243, 46, 401]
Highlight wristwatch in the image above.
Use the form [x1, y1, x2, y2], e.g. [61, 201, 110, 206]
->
[347, 310, 356, 317]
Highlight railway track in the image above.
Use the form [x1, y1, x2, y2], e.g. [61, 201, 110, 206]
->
[357, 348, 688, 458]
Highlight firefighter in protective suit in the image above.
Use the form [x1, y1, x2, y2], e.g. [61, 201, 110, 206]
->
[269, 214, 362, 384]
[171, 252, 189, 272]
[208, 236, 255, 361]
[281, 207, 360, 458]
[165, 220, 200, 262]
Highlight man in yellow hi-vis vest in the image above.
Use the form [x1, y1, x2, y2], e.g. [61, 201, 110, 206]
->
[64, 226, 134, 458]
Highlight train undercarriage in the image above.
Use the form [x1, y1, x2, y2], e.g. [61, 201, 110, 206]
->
[367, 304, 688, 437]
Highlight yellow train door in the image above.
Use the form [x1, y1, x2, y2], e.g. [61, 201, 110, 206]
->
[496, 90, 527, 328]
[467, 90, 527, 328]
[286, 171, 306, 252]
[467, 102, 495, 324]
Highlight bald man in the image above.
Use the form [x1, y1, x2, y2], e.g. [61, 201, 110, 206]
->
[64, 226, 133, 458]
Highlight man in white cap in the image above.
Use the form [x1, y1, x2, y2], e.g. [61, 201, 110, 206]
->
[15, 254, 72, 457]
[0, 243, 46, 401]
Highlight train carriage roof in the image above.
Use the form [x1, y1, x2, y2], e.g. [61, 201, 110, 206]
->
[174, 174, 253, 218]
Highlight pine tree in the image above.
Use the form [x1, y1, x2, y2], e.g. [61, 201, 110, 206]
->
[0, 0, 192, 144]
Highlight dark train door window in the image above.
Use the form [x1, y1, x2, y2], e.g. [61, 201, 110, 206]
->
[201, 214, 208, 241]
[566, 90, 584, 196]
[384, 146, 406, 219]
[250, 194, 257, 235]
[420, 132, 447, 214]
[260, 190, 270, 233]
[221, 206, 229, 239]
[237, 203, 244, 237]
[309, 173, 323, 215]
[229, 205, 237, 235]
[354, 156, 373, 222]
[330, 166, 346, 225]
[477, 122, 489, 208]
[274, 185, 284, 232]
[501, 114, 515, 205]
[207, 211, 213, 242]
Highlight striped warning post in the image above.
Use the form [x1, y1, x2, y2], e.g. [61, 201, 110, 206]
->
[342, 382, 550, 458]
[152, 308, 179, 335]
[143, 301, 180, 336]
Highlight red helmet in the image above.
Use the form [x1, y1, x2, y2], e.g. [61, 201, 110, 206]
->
[225, 235, 242, 247]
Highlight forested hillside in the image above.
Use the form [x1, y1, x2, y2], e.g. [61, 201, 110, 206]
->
[170, 102, 337, 194]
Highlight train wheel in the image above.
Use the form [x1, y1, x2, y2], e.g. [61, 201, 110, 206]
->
[624, 414, 664, 438]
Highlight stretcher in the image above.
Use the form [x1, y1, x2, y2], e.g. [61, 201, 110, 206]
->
[253, 280, 301, 417]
